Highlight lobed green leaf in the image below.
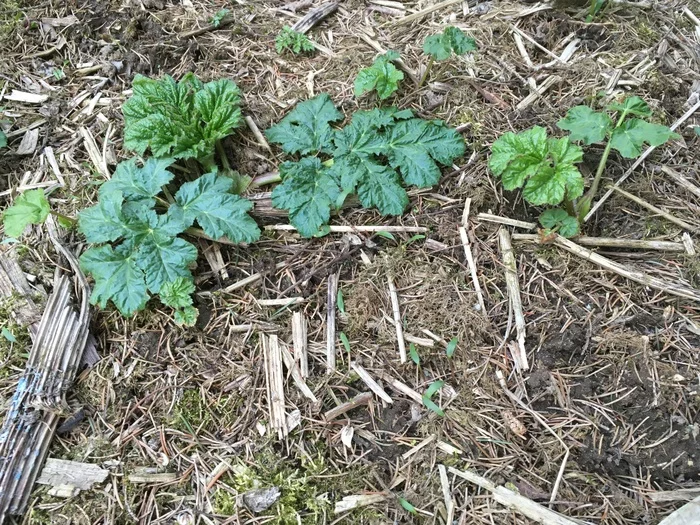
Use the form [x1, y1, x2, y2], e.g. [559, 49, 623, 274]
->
[609, 119, 679, 158]
[423, 26, 477, 61]
[2, 189, 50, 238]
[354, 51, 404, 100]
[557, 105, 612, 145]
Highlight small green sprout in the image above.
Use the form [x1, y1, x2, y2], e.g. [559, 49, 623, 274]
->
[420, 26, 476, 86]
[354, 50, 404, 100]
[275, 26, 314, 55]
[209, 8, 229, 27]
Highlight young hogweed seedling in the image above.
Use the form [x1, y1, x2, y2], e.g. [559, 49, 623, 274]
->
[421, 26, 476, 86]
[354, 51, 404, 100]
[489, 95, 678, 237]
[275, 26, 315, 55]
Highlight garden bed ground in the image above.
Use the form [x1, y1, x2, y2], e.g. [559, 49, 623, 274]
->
[1, 0, 700, 523]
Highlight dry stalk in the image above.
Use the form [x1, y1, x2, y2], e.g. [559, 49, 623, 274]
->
[498, 228, 529, 371]
[511, 233, 687, 252]
[262, 334, 288, 439]
[291, 311, 309, 378]
[387, 275, 407, 363]
[610, 186, 700, 233]
[326, 272, 339, 373]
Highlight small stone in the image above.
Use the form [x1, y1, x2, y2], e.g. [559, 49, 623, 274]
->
[242, 487, 281, 513]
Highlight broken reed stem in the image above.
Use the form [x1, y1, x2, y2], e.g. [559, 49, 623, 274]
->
[390, 0, 465, 26]
[660, 166, 700, 199]
[291, 311, 309, 379]
[244, 116, 272, 153]
[610, 186, 700, 233]
[511, 234, 687, 252]
[351, 363, 393, 404]
[551, 234, 700, 303]
[323, 392, 372, 421]
[326, 273, 339, 374]
[279, 342, 317, 403]
[498, 228, 529, 371]
[477, 213, 536, 230]
[459, 227, 487, 316]
[264, 224, 428, 233]
[262, 335, 287, 439]
[387, 275, 407, 363]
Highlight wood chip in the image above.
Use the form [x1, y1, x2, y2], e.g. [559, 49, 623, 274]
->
[15, 129, 39, 155]
[2, 90, 49, 104]
[324, 392, 372, 421]
[37, 459, 108, 491]
[499, 228, 529, 371]
[387, 275, 407, 363]
[292, 311, 309, 378]
[262, 334, 288, 439]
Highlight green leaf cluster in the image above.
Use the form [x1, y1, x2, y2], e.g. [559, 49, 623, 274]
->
[265, 94, 465, 236]
[209, 8, 229, 27]
[489, 126, 585, 206]
[78, 158, 260, 321]
[354, 51, 404, 100]
[423, 26, 477, 61]
[122, 73, 242, 162]
[275, 26, 315, 55]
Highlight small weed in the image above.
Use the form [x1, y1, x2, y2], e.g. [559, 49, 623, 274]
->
[275, 26, 314, 55]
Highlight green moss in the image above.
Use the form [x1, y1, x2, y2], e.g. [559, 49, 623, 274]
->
[213, 446, 371, 524]
[173, 389, 241, 434]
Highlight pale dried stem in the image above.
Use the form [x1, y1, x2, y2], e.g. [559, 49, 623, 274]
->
[387, 275, 407, 363]
[498, 228, 528, 371]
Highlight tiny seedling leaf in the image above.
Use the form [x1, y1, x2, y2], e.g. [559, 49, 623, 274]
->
[337, 289, 345, 314]
[539, 208, 580, 238]
[265, 93, 343, 155]
[445, 337, 458, 358]
[557, 105, 613, 145]
[694, 126, 700, 137]
[409, 342, 420, 365]
[423, 26, 476, 61]
[0, 130, 7, 148]
[2, 189, 50, 238]
[209, 8, 229, 27]
[376, 230, 396, 241]
[160, 277, 196, 309]
[609, 119, 679, 159]
[424, 379, 444, 400]
[398, 497, 417, 515]
[354, 51, 404, 100]
[1, 327, 16, 342]
[339, 332, 351, 353]
[174, 305, 199, 326]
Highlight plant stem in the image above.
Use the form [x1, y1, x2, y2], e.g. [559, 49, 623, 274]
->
[418, 56, 434, 88]
[216, 140, 230, 171]
[249, 172, 281, 189]
[50, 211, 76, 225]
[582, 109, 629, 209]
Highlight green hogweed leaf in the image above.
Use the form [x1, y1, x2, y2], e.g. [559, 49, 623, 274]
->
[275, 26, 315, 54]
[79, 242, 149, 316]
[78, 190, 129, 243]
[265, 93, 343, 155]
[174, 305, 199, 326]
[557, 106, 613, 145]
[523, 137, 584, 205]
[122, 73, 241, 161]
[423, 26, 477, 61]
[354, 51, 404, 100]
[607, 96, 652, 117]
[160, 277, 196, 309]
[609, 119, 679, 158]
[271, 158, 342, 237]
[100, 157, 174, 201]
[539, 208, 579, 238]
[489, 127, 584, 206]
[3, 189, 50, 238]
[384, 119, 465, 187]
[137, 234, 197, 294]
[172, 172, 260, 243]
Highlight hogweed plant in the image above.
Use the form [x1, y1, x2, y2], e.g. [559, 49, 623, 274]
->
[421, 26, 476, 87]
[489, 96, 678, 237]
[354, 51, 404, 100]
[275, 26, 315, 55]
[265, 94, 465, 236]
